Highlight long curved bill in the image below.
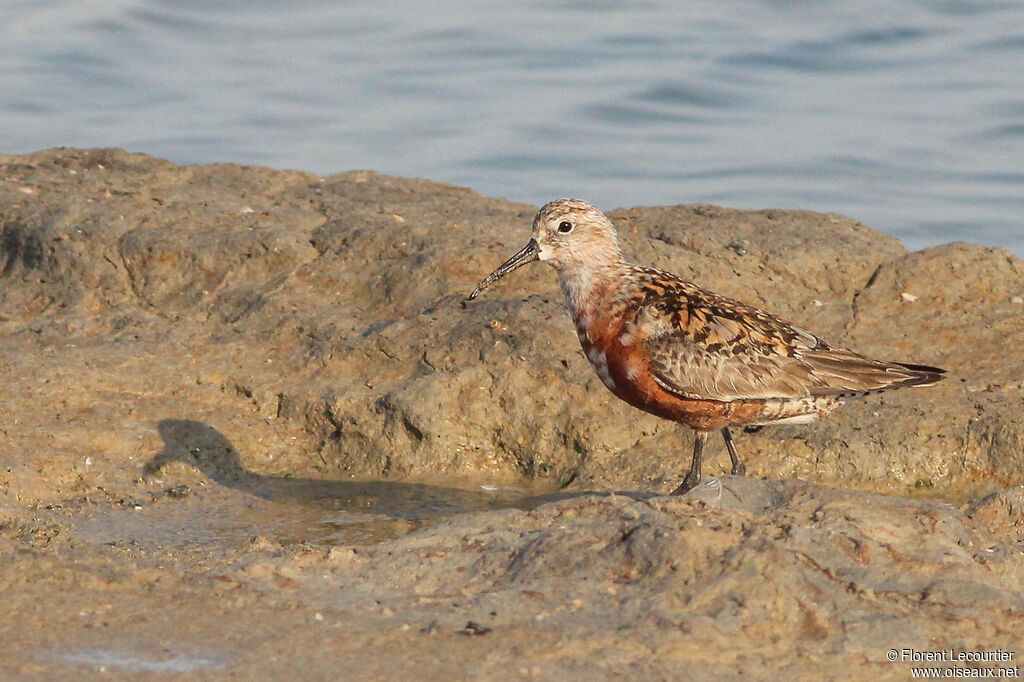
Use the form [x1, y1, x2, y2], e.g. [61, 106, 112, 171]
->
[467, 239, 540, 300]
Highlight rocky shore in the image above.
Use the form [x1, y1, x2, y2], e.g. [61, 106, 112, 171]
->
[1, 148, 1021, 679]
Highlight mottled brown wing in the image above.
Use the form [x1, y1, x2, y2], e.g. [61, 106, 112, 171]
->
[635, 272, 943, 401]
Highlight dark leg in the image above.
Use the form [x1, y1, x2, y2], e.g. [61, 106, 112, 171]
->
[672, 431, 708, 495]
[721, 427, 746, 476]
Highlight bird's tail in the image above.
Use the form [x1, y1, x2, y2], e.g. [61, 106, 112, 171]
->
[890, 362, 947, 388]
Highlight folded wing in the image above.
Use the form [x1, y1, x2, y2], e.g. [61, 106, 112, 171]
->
[633, 271, 945, 402]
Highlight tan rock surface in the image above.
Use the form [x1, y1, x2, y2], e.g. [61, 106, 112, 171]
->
[1, 148, 1022, 679]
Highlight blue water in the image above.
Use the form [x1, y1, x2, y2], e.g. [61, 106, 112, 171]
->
[2, 0, 1022, 255]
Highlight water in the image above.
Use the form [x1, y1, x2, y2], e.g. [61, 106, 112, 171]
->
[49, 648, 228, 674]
[70, 480, 548, 549]
[1, 0, 1022, 255]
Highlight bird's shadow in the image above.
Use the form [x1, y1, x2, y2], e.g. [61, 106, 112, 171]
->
[143, 419, 590, 522]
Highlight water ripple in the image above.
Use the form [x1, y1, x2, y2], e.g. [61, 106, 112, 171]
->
[0, 0, 1021, 254]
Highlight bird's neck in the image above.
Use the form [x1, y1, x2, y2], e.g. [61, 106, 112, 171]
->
[556, 259, 628, 321]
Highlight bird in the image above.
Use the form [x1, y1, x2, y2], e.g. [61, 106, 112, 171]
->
[467, 198, 946, 494]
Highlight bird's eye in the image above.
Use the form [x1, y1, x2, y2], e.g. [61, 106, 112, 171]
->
[557, 220, 573, 233]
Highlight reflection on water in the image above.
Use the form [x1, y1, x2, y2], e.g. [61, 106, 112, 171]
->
[72, 479, 548, 550]
[257, 482, 547, 547]
[72, 481, 544, 549]
[70, 419, 554, 549]
[0, 1, 1022, 255]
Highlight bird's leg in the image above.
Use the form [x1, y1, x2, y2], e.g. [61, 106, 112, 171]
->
[721, 427, 746, 476]
[672, 431, 708, 495]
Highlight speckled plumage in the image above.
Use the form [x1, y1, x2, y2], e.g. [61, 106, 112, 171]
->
[469, 198, 946, 494]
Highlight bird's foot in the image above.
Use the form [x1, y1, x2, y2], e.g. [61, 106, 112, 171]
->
[671, 470, 702, 495]
[730, 460, 746, 477]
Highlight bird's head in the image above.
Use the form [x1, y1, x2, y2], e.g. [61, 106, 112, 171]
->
[468, 198, 622, 299]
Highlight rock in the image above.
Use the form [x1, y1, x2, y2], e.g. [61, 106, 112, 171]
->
[2, 148, 1023, 678]
[231, 478, 1024, 678]
[2, 147, 1022, 500]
